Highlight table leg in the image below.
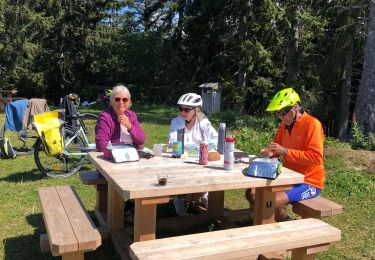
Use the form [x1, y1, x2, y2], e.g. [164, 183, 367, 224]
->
[62, 252, 84, 260]
[134, 197, 169, 242]
[107, 182, 124, 230]
[208, 191, 224, 217]
[96, 184, 108, 213]
[253, 187, 275, 225]
[134, 199, 156, 242]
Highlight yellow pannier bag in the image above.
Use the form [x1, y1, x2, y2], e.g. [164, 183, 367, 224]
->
[33, 111, 64, 156]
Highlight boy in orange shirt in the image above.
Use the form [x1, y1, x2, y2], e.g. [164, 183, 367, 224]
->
[246, 88, 325, 221]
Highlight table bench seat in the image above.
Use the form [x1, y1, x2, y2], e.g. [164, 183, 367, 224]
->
[38, 186, 101, 260]
[292, 196, 343, 219]
[80, 171, 107, 185]
[80, 171, 108, 213]
[129, 218, 341, 260]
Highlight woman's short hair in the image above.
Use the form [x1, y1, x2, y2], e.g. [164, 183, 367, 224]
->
[110, 83, 131, 105]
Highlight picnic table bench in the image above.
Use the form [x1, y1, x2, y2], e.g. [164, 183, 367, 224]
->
[80, 171, 109, 234]
[80, 171, 108, 213]
[130, 218, 341, 260]
[38, 186, 101, 260]
[293, 196, 343, 219]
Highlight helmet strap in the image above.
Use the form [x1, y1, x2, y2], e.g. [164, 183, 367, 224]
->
[285, 106, 298, 134]
[286, 105, 304, 134]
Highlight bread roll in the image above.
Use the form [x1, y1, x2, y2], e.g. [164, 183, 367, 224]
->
[208, 151, 221, 161]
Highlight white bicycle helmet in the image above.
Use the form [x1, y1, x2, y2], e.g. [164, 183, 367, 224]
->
[177, 93, 202, 107]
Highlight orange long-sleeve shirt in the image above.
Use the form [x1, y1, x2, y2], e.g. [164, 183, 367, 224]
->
[274, 112, 325, 189]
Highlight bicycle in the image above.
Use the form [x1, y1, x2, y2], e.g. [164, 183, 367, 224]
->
[33, 94, 101, 178]
[0, 99, 49, 158]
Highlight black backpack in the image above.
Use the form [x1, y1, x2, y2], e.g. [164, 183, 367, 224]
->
[0, 138, 16, 159]
[61, 94, 80, 131]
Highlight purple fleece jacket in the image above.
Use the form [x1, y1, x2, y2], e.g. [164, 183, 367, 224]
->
[95, 107, 146, 159]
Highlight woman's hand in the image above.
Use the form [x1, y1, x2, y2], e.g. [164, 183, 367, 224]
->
[267, 142, 288, 156]
[117, 115, 132, 130]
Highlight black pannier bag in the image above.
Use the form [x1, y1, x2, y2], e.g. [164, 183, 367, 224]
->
[61, 94, 80, 131]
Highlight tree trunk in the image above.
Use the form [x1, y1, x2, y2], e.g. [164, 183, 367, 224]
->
[355, 0, 375, 135]
[335, 38, 353, 141]
[238, 70, 247, 89]
[286, 4, 299, 87]
[236, 4, 249, 113]
[237, 6, 247, 90]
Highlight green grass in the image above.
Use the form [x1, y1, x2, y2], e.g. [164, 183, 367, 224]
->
[0, 107, 374, 259]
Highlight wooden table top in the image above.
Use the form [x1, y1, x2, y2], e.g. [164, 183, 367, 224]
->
[0, 89, 17, 94]
[88, 152, 304, 200]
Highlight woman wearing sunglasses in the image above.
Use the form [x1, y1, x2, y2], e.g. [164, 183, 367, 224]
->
[245, 88, 325, 222]
[95, 84, 145, 160]
[168, 93, 218, 216]
[168, 93, 218, 146]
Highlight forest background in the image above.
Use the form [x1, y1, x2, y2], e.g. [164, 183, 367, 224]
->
[0, 0, 374, 145]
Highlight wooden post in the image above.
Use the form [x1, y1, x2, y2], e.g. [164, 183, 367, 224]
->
[291, 247, 316, 260]
[107, 182, 124, 230]
[96, 184, 108, 213]
[208, 191, 224, 217]
[253, 187, 275, 225]
[134, 198, 157, 242]
[61, 252, 84, 260]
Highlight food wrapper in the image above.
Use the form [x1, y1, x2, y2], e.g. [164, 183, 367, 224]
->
[246, 158, 282, 180]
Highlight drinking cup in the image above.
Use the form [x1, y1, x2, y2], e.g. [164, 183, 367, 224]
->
[153, 144, 163, 157]
[157, 174, 168, 186]
[172, 141, 183, 158]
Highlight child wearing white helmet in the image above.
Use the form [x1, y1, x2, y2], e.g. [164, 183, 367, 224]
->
[168, 93, 218, 216]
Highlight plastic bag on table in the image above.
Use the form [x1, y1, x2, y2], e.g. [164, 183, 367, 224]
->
[246, 158, 282, 180]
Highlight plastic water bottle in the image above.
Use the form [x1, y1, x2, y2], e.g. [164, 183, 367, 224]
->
[224, 136, 235, 171]
[217, 123, 226, 154]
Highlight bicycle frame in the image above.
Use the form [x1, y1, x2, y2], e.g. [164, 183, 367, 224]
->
[33, 96, 99, 178]
[63, 125, 96, 156]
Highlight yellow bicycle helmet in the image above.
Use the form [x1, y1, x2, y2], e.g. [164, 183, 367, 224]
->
[266, 88, 301, 112]
[105, 89, 112, 96]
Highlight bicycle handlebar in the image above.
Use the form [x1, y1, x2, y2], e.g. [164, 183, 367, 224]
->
[82, 100, 100, 107]
[82, 96, 109, 108]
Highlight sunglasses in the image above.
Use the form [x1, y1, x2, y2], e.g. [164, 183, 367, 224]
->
[278, 107, 292, 117]
[114, 97, 129, 103]
[179, 107, 194, 113]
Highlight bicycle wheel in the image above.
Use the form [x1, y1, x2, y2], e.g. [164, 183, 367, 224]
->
[78, 113, 98, 145]
[34, 128, 85, 178]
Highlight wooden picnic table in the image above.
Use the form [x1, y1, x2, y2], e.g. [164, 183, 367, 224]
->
[0, 89, 17, 111]
[88, 151, 304, 259]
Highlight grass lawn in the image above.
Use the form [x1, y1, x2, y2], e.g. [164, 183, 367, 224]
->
[0, 105, 374, 260]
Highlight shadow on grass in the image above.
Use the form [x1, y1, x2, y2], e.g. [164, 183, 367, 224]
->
[0, 164, 94, 183]
[2, 212, 120, 260]
[0, 169, 45, 183]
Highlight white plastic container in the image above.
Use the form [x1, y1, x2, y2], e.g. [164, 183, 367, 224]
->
[224, 136, 235, 170]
